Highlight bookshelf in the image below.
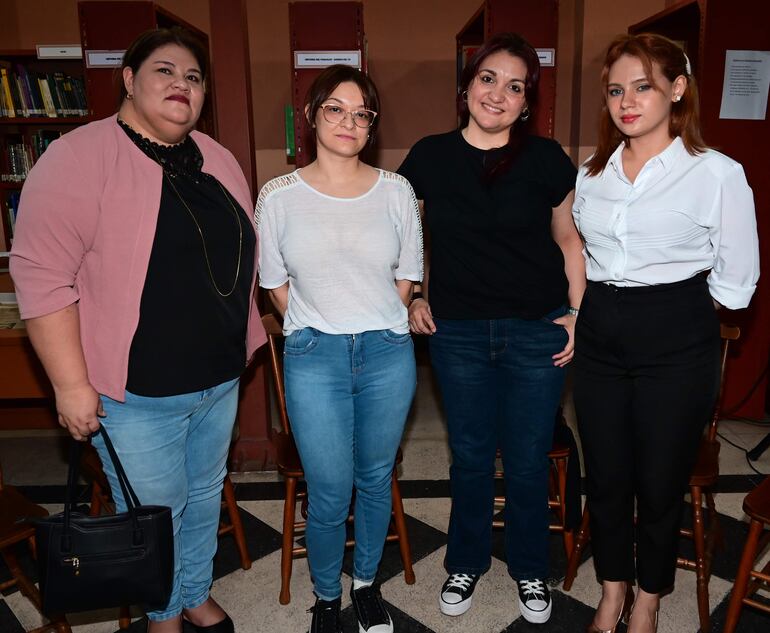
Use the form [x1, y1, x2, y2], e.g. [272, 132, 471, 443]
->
[629, 0, 770, 416]
[455, 0, 559, 139]
[0, 50, 91, 252]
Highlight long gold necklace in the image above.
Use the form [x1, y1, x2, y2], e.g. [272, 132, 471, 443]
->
[149, 146, 243, 297]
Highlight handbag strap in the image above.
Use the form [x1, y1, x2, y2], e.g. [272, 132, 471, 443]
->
[61, 425, 143, 547]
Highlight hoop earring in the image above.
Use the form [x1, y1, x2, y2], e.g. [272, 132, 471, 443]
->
[461, 90, 469, 102]
[519, 107, 530, 122]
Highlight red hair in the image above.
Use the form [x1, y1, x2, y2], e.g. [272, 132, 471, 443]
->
[585, 33, 706, 176]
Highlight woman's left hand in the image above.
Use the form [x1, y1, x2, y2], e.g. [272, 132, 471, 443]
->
[551, 313, 576, 367]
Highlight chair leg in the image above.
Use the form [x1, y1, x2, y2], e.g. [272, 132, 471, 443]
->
[390, 469, 415, 585]
[691, 486, 711, 633]
[563, 506, 590, 591]
[555, 456, 572, 558]
[89, 481, 103, 516]
[222, 475, 251, 571]
[280, 476, 298, 605]
[723, 519, 763, 633]
[118, 606, 131, 629]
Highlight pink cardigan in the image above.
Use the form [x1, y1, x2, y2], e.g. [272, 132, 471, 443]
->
[10, 115, 266, 401]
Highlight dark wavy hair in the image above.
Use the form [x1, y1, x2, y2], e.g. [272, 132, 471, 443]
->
[119, 27, 208, 102]
[585, 33, 706, 176]
[458, 32, 541, 180]
[304, 64, 380, 159]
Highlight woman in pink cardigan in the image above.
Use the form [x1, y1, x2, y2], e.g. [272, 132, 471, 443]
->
[10, 28, 264, 633]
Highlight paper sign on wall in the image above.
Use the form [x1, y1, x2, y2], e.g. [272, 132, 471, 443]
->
[536, 48, 555, 67]
[719, 50, 770, 120]
[294, 51, 361, 69]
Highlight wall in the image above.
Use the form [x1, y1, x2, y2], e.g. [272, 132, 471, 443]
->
[0, 0, 210, 48]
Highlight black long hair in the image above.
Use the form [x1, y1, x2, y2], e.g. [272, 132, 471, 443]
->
[458, 32, 541, 180]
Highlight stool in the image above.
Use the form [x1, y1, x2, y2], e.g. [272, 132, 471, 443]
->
[723, 475, 770, 633]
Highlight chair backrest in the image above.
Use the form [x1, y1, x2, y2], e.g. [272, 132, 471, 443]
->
[708, 323, 741, 442]
[261, 313, 292, 435]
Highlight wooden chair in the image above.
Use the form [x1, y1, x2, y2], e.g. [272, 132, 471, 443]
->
[0, 462, 71, 633]
[722, 474, 770, 633]
[563, 324, 740, 633]
[81, 443, 251, 629]
[262, 313, 416, 605]
[493, 438, 574, 559]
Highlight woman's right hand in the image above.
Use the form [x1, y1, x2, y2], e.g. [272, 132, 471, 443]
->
[408, 298, 436, 335]
[54, 382, 104, 441]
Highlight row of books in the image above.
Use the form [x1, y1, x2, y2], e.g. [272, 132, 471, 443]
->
[3, 191, 20, 242]
[0, 63, 88, 118]
[1, 130, 62, 182]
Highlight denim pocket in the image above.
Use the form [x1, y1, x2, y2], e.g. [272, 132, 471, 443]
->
[283, 327, 319, 356]
[379, 329, 412, 345]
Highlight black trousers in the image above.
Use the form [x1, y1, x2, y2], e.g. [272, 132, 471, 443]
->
[573, 274, 721, 593]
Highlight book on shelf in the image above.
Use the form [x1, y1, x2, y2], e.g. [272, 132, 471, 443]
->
[0, 61, 88, 119]
[6, 191, 20, 235]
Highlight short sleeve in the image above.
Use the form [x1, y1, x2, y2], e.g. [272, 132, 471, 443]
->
[543, 139, 578, 207]
[255, 187, 289, 289]
[393, 179, 423, 282]
[10, 138, 99, 319]
[396, 141, 425, 200]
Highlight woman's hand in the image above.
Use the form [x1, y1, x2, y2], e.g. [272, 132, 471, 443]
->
[408, 298, 436, 335]
[54, 382, 104, 441]
[551, 313, 576, 367]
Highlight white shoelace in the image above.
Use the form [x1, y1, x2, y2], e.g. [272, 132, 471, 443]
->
[445, 573, 475, 591]
[519, 579, 546, 599]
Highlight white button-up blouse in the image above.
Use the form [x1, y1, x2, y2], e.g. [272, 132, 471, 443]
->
[573, 137, 759, 309]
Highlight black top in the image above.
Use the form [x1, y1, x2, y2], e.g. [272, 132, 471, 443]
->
[119, 121, 256, 397]
[397, 130, 577, 320]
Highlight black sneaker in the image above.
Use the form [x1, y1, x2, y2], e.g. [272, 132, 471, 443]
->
[439, 573, 479, 616]
[308, 597, 343, 633]
[350, 584, 393, 633]
[516, 578, 552, 624]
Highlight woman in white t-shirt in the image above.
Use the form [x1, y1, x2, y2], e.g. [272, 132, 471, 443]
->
[255, 65, 422, 633]
[572, 34, 758, 633]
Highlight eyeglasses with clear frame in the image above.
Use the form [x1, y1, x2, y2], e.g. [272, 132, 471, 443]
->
[320, 104, 378, 128]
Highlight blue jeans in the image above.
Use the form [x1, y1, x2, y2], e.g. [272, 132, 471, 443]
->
[429, 311, 567, 579]
[93, 377, 239, 621]
[284, 328, 416, 601]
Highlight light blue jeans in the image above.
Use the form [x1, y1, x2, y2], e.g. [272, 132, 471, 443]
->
[93, 377, 239, 621]
[284, 328, 416, 601]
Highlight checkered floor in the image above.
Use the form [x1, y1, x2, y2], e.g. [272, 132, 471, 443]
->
[2, 476, 770, 633]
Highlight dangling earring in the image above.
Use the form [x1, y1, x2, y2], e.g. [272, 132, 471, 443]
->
[461, 90, 469, 102]
[520, 107, 530, 122]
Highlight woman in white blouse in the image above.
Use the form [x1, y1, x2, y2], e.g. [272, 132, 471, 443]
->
[256, 65, 422, 633]
[572, 33, 758, 633]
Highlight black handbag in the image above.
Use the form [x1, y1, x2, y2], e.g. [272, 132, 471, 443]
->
[35, 426, 174, 615]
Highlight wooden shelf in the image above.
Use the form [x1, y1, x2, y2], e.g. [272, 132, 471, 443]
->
[0, 116, 94, 125]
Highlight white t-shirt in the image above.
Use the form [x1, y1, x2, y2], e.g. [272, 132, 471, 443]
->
[255, 169, 423, 334]
[573, 137, 759, 309]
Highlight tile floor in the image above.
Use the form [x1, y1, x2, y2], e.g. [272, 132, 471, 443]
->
[2, 360, 770, 633]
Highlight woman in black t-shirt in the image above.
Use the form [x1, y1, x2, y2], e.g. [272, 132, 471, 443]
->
[398, 33, 584, 625]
